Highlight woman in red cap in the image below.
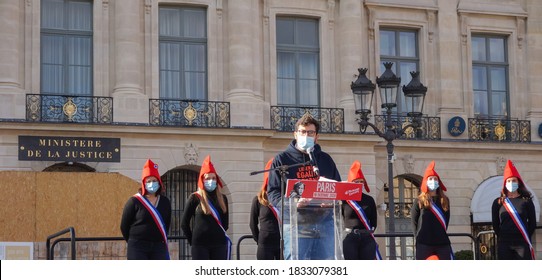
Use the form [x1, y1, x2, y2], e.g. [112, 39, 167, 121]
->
[249, 158, 281, 260]
[491, 160, 536, 260]
[411, 161, 453, 260]
[181, 155, 230, 260]
[120, 159, 172, 260]
[341, 161, 380, 260]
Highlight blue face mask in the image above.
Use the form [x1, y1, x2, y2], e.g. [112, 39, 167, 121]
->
[297, 136, 315, 151]
[427, 180, 439, 191]
[506, 181, 519, 193]
[145, 181, 160, 194]
[204, 179, 217, 192]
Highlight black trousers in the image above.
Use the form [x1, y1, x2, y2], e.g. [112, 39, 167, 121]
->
[192, 244, 229, 260]
[342, 232, 376, 260]
[257, 244, 281, 260]
[498, 239, 533, 260]
[127, 239, 169, 260]
[415, 243, 453, 260]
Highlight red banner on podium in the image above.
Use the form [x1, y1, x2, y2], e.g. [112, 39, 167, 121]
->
[286, 179, 362, 201]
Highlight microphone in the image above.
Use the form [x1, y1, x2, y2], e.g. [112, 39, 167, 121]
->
[306, 147, 320, 176]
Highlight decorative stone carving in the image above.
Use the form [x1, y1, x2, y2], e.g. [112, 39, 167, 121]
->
[403, 154, 415, 174]
[184, 143, 199, 165]
[496, 156, 506, 175]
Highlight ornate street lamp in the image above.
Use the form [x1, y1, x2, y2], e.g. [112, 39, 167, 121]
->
[350, 63, 427, 260]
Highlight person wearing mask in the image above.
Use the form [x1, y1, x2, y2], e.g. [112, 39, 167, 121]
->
[491, 160, 536, 260]
[411, 161, 453, 260]
[181, 155, 230, 260]
[342, 160, 380, 260]
[267, 114, 341, 260]
[120, 159, 172, 260]
[249, 158, 281, 260]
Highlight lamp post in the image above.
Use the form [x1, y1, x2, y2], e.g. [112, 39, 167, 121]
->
[351, 62, 427, 260]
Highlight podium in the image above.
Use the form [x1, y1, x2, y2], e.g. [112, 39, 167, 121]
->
[285, 179, 362, 260]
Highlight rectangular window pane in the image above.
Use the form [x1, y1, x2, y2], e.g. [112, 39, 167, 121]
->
[299, 80, 318, 106]
[41, 65, 64, 94]
[380, 30, 396, 56]
[398, 62, 417, 112]
[277, 79, 295, 104]
[489, 38, 505, 62]
[491, 91, 507, 117]
[472, 66, 487, 91]
[41, 0, 64, 29]
[474, 90, 488, 116]
[159, 8, 181, 37]
[277, 52, 295, 79]
[183, 9, 206, 38]
[185, 72, 205, 100]
[399, 31, 416, 57]
[471, 37, 486, 61]
[276, 18, 294, 45]
[298, 53, 318, 79]
[297, 19, 319, 47]
[67, 0, 92, 31]
[490, 68, 506, 91]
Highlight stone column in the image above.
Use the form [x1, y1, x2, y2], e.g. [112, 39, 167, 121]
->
[526, 0, 542, 133]
[0, 0, 24, 118]
[112, 0, 147, 123]
[337, 0, 363, 132]
[226, 0, 264, 128]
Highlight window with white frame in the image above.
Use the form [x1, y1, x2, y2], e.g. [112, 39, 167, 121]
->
[471, 35, 509, 119]
[159, 6, 207, 100]
[40, 0, 93, 96]
[276, 17, 320, 106]
[379, 29, 419, 115]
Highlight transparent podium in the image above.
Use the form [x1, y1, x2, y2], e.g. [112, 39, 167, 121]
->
[285, 179, 362, 260]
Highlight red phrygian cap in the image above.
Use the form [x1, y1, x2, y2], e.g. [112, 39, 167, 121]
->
[502, 160, 525, 192]
[261, 158, 274, 191]
[198, 155, 223, 190]
[347, 160, 370, 193]
[141, 159, 164, 195]
[420, 161, 447, 193]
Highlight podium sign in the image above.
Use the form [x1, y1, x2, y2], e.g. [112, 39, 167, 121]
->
[286, 179, 362, 201]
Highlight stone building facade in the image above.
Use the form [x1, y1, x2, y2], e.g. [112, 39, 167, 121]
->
[0, 0, 541, 260]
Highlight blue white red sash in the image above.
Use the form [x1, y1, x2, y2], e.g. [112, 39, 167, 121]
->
[429, 200, 454, 260]
[268, 204, 281, 225]
[133, 193, 170, 259]
[194, 193, 232, 260]
[503, 197, 535, 259]
[346, 200, 382, 260]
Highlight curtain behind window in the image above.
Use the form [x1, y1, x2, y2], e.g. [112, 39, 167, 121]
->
[41, 0, 93, 96]
[159, 7, 207, 100]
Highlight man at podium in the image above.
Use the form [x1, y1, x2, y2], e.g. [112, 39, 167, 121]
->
[267, 115, 341, 260]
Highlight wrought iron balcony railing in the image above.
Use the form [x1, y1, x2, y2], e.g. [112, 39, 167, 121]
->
[271, 106, 344, 133]
[26, 94, 113, 124]
[468, 117, 530, 143]
[373, 115, 441, 140]
[149, 99, 230, 128]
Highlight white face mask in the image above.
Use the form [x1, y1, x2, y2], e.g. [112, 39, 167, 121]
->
[506, 181, 519, 193]
[427, 180, 439, 191]
[145, 181, 160, 194]
[296, 135, 315, 151]
[204, 179, 217, 192]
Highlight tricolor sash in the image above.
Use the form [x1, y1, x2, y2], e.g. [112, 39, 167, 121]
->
[346, 200, 382, 260]
[133, 193, 170, 259]
[268, 204, 281, 225]
[194, 193, 232, 260]
[429, 200, 454, 260]
[503, 197, 535, 259]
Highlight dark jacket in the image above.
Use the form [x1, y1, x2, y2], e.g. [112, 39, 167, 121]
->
[491, 196, 536, 241]
[249, 196, 280, 246]
[342, 194, 377, 231]
[267, 140, 341, 220]
[120, 195, 172, 242]
[181, 191, 229, 246]
[411, 197, 451, 246]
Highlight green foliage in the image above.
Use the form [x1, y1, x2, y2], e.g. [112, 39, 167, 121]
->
[454, 250, 474, 260]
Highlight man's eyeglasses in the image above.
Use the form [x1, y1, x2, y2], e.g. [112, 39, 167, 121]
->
[297, 130, 317, 136]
